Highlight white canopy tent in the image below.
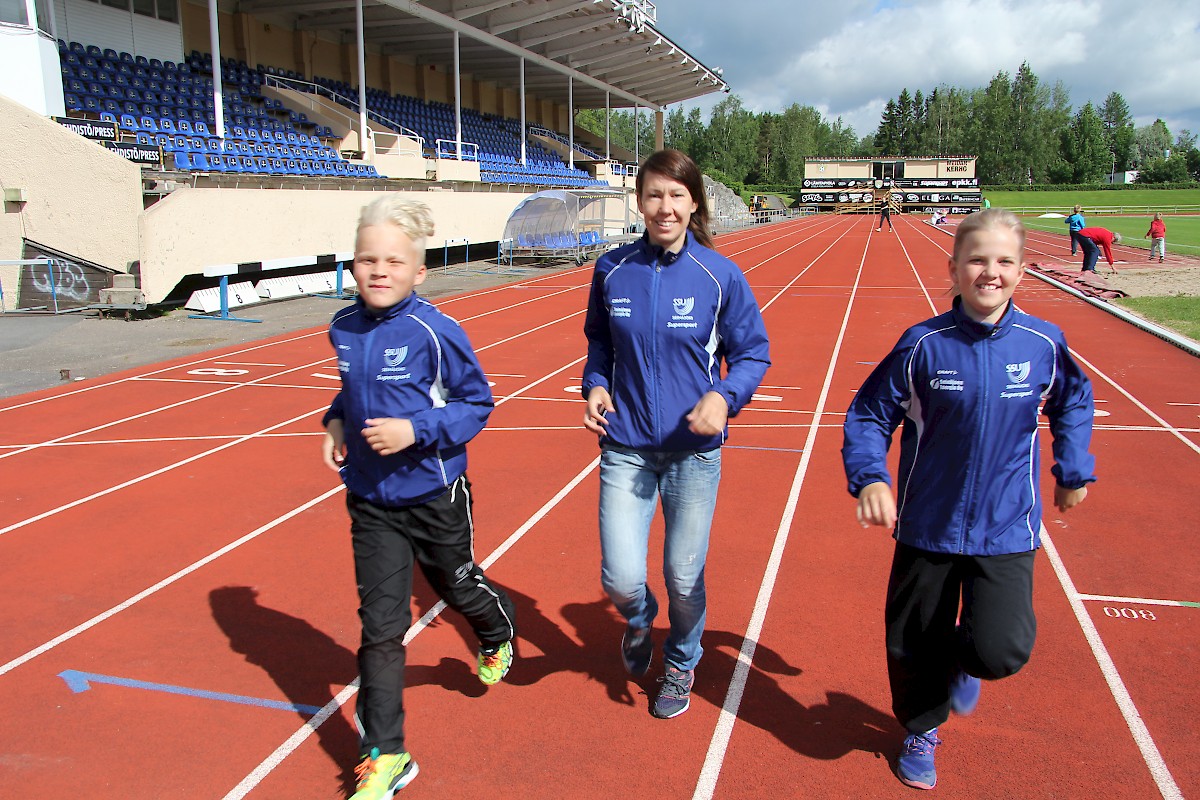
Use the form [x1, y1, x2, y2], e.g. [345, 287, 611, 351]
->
[502, 188, 634, 263]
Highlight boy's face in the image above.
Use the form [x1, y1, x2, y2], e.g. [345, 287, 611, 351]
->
[353, 223, 427, 312]
[949, 225, 1025, 325]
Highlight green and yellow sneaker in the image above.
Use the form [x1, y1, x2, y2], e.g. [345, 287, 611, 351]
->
[477, 640, 514, 685]
[351, 748, 418, 799]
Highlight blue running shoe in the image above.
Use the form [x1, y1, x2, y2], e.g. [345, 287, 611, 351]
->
[897, 729, 941, 790]
[950, 668, 981, 715]
[621, 625, 653, 676]
[651, 666, 694, 719]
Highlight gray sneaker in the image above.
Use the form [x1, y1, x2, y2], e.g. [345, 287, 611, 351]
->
[621, 626, 653, 676]
[652, 666, 694, 718]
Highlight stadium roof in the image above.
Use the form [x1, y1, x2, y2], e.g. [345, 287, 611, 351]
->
[235, 0, 729, 111]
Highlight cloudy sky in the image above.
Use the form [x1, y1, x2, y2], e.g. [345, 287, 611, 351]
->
[649, 0, 1200, 142]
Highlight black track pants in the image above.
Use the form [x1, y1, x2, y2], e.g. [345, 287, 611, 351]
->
[348, 475, 517, 755]
[885, 542, 1036, 734]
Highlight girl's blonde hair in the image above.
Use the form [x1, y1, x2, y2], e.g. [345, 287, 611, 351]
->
[952, 208, 1026, 260]
[358, 196, 436, 253]
[1073, 204, 1082, 213]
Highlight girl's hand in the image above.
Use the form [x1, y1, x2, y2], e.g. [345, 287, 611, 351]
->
[584, 386, 614, 436]
[322, 419, 346, 472]
[362, 417, 416, 455]
[1054, 484, 1088, 512]
[856, 481, 897, 529]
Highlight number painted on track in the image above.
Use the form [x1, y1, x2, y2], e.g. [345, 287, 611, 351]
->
[187, 368, 251, 376]
[1102, 607, 1156, 621]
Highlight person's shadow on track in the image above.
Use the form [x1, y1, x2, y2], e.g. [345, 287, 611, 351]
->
[408, 578, 898, 761]
[209, 585, 361, 791]
[209, 585, 492, 795]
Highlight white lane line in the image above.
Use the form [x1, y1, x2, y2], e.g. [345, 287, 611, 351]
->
[0, 405, 327, 538]
[693, 215, 869, 800]
[0, 485, 345, 678]
[0, 355, 333, 462]
[1078, 594, 1200, 609]
[221, 456, 600, 800]
[1042, 531, 1182, 799]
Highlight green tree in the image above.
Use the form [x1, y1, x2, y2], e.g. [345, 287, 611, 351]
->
[1099, 92, 1136, 171]
[705, 94, 758, 182]
[1059, 102, 1110, 182]
[876, 98, 900, 155]
[1136, 154, 1191, 184]
[970, 70, 1016, 183]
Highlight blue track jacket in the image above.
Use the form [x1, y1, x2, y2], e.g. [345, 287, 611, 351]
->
[842, 297, 1096, 556]
[1066, 212, 1086, 233]
[323, 293, 494, 507]
[582, 231, 771, 451]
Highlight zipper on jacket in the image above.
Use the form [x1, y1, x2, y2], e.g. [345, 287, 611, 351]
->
[651, 259, 662, 441]
[960, 335, 992, 553]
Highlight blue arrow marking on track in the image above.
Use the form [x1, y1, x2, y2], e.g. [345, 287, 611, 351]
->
[58, 670, 323, 715]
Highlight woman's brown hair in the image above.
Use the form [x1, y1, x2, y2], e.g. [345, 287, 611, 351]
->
[636, 149, 713, 249]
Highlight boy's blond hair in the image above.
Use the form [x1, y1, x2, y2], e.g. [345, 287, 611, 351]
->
[952, 208, 1026, 261]
[358, 196, 436, 254]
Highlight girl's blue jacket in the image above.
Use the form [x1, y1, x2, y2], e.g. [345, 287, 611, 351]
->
[582, 231, 771, 452]
[842, 297, 1096, 556]
[323, 293, 494, 507]
[1066, 212, 1086, 233]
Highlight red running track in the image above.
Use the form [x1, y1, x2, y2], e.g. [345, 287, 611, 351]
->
[0, 214, 1196, 799]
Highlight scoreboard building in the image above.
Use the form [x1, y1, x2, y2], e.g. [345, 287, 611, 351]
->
[800, 156, 982, 216]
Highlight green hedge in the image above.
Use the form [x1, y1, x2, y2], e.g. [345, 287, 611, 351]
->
[982, 182, 1197, 192]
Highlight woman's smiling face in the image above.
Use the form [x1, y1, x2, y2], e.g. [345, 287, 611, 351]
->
[637, 170, 697, 253]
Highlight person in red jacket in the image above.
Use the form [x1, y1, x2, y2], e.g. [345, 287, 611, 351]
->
[1077, 227, 1122, 273]
[1145, 213, 1167, 263]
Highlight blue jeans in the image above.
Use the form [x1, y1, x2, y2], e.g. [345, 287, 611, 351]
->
[598, 444, 721, 671]
[1080, 237, 1100, 272]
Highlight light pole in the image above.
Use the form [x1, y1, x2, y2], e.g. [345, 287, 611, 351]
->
[1110, 152, 1116, 185]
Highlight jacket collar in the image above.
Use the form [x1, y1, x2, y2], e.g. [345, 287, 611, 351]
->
[951, 295, 1015, 341]
[356, 290, 420, 322]
[638, 229, 692, 266]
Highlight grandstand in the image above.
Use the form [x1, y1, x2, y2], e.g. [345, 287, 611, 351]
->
[800, 156, 983, 217]
[0, 0, 729, 310]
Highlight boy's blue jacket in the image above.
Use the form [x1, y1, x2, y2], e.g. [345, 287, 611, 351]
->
[1066, 212, 1085, 232]
[323, 292, 493, 507]
[582, 231, 771, 451]
[842, 297, 1095, 556]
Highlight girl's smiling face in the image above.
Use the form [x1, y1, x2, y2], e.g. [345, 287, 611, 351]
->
[949, 225, 1026, 324]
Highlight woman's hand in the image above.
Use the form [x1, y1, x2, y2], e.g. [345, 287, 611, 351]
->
[584, 386, 614, 436]
[687, 391, 728, 436]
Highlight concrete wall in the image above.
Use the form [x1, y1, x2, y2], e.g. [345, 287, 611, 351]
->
[137, 187, 525, 304]
[0, 94, 142, 309]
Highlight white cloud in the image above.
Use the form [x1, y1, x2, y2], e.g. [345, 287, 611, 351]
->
[652, 0, 1200, 140]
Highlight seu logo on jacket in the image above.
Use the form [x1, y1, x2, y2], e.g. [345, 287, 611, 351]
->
[377, 345, 412, 382]
[668, 296, 698, 329]
[1001, 360, 1034, 399]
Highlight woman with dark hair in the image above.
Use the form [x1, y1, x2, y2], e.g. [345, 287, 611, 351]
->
[581, 149, 771, 719]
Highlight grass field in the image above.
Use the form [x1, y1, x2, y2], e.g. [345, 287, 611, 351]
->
[1113, 296, 1200, 342]
[983, 188, 1200, 212]
[1020, 213, 1200, 257]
